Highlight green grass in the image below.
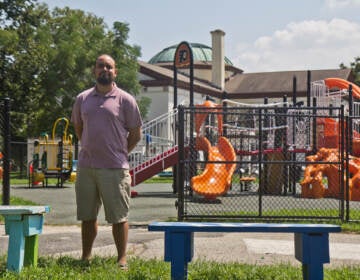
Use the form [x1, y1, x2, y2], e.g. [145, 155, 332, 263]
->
[143, 176, 173, 184]
[8, 178, 64, 186]
[1, 178, 360, 279]
[0, 195, 37, 207]
[0, 256, 359, 279]
[7, 173, 172, 185]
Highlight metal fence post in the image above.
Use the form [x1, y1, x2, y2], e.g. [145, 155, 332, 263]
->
[2, 97, 11, 205]
[177, 106, 185, 221]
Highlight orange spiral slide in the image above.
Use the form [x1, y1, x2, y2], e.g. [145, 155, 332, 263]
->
[190, 101, 236, 199]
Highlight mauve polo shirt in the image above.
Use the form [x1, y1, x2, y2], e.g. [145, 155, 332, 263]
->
[71, 84, 142, 169]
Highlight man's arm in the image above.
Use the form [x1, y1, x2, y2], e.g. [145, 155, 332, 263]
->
[127, 126, 142, 153]
[74, 124, 83, 142]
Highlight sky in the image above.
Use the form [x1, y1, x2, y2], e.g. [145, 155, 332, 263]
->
[41, 0, 360, 73]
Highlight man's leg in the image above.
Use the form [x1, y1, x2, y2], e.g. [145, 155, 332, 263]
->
[112, 221, 128, 265]
[81, 219, 98, 261]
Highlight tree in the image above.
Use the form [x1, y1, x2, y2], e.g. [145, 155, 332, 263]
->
[340, 56, 360, 86]
[109, 21, 141, 94]
[0, 2, 148, 138]
[38, 9, 149, 134]
[0, 1, 51, 137]
[35, 6, 110, 135]
[107, 21, 151, 119]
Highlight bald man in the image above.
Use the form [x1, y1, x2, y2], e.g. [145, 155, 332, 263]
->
[71, 54, 142, 269]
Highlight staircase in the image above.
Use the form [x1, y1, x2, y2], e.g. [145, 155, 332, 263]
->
[130, 146, 178, 186]
[129, 109, 178, 195]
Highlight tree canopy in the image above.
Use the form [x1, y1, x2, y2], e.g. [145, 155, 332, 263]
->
[340, 57, 360, 86]
[2, 1, 360, 140]
[0, 0, 145, 139]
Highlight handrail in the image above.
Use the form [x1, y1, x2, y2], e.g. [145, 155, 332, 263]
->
[129, 109, 178, 170]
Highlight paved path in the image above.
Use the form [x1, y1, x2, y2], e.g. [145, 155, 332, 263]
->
[1, 183, 360, 268]
[8, 183, 178, 225]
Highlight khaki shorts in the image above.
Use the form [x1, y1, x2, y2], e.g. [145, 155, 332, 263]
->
[75, 167, 131, 224]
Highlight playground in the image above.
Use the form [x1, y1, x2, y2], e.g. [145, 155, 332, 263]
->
[1, 75, 360, 279]
[27, 117, 76, 188]
[127, 77, 360, 222]
[2, 76, 360, 222]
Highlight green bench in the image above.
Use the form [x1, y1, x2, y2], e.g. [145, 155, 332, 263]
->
[0, 205, 50, 272]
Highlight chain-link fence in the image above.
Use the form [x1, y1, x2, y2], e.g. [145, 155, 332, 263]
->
[348, 102, 360, 221]
[2, 95, 360, 221]
[176, 104, 360, 222]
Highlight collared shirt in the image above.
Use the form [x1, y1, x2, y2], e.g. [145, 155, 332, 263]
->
[71, 84, 142, 168]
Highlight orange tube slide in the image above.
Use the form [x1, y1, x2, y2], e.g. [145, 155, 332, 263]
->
[316, 118, 340, 149]
[324, 78, 360, 99]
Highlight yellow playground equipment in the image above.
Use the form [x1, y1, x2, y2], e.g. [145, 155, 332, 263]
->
[29, 117, 76, 187]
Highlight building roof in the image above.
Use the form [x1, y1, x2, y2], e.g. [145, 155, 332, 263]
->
[225, 68, 353, 99]
[148, 43, 234, 65]
[138, 60, 354, 101]
[138, 61, 223, 96]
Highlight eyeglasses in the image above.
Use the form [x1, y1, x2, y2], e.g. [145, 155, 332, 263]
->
[96, 63, 114, 70]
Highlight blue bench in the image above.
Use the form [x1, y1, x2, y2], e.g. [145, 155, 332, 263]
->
[0, 205, 50, 272]
[148, 222, 341, 280]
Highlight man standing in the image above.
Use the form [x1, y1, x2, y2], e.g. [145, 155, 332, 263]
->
[71, 54, 142, 269]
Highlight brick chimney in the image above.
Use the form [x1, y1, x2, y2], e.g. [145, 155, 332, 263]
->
[211, 29, 225, 91]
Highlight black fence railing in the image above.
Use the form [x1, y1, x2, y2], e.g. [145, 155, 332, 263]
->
[1, 98, 11, 205]
[177, 104, 360, 222]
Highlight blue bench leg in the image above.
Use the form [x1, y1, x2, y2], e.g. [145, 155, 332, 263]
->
[302, 263, 323, 280]
[164, 231, 194, 280]
[6, 220, 26, 272]
[295, 232, 329, 280]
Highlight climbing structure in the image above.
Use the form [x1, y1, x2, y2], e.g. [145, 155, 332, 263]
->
[300, 77, 360, 200]
[301, 148, 360, 201]
[29, 117, 75, 187]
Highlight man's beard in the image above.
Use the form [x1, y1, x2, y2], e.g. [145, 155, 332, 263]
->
[97, 73, 113, 85]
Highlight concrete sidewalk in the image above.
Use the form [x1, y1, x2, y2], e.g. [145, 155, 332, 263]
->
[1, 183, 360, 268]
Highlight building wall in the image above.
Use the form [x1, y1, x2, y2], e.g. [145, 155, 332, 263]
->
[139, 86, 170, 121]
[139, 86, 210, 122]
